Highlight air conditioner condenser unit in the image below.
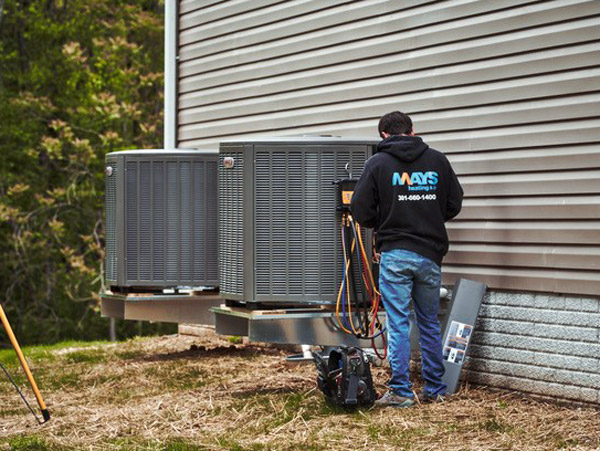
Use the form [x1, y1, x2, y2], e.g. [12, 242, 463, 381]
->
[104, 149, 218, 292]
[218, 137, 378, 305]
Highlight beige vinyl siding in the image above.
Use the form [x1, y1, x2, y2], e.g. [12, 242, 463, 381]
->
[176, 0, 600, 297]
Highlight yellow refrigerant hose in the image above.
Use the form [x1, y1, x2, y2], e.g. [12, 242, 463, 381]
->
[335, 213, 386, 356]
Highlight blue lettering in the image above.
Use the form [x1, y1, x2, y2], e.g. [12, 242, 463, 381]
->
[411, 173, 424, 185]
[427, 171, 438, 185]
[393, 171, 439, 186]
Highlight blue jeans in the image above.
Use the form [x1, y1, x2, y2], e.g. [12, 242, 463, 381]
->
[379, 249, 446, 398]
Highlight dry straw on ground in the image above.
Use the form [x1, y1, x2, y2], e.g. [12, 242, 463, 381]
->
[1, 331, 598, 450]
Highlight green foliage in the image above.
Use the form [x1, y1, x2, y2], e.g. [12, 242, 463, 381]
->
[227, 335, 243, 344]
[0, 0, 165, 344]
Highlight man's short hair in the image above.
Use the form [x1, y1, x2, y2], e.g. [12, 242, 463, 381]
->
[378, 111, 413, 137]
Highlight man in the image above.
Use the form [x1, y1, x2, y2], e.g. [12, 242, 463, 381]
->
[350, 111, 463, 408]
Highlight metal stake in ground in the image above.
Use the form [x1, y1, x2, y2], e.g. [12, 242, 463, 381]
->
[0, 302, 50, 423]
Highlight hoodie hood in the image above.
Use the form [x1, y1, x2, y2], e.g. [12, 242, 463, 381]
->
[377, 135, 429, 163]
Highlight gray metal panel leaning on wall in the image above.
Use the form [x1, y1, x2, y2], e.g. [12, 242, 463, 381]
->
[175, 0, 600, 298]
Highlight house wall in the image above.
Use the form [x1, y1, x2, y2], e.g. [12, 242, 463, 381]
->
[174, 0, 600, 403]
[466, 291, 600, 404]
[176, 0, 600, 297]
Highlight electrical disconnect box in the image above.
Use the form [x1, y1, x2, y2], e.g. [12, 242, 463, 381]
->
[218, 137, 378, 305]
[104, 149, 218, 292]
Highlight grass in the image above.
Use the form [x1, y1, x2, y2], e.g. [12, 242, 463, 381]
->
[4, 435, 69, 451]
[479, 416, 514, 433]
[0, 340, 110, 368]
[62, 348, 108, 364]
[107, 438, 206, 451]
[0, 333, 599, 450]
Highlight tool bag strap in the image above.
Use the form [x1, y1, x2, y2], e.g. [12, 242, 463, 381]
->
[345, 373, 359, 405]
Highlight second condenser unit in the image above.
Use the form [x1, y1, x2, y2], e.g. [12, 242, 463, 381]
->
[105, 149, 218, 292]
[219, 137, 378, 305]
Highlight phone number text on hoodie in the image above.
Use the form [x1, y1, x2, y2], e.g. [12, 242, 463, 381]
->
[398, 194, 437, 201]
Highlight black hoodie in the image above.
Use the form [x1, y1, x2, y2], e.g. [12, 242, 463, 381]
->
[350, 135, 463, 266]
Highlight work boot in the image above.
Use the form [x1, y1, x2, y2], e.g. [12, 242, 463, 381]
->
[374, 391, 416, 408]
[417, 391, 447, 404]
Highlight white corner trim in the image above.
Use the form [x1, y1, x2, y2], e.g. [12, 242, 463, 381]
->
[164, 0, 177, 149]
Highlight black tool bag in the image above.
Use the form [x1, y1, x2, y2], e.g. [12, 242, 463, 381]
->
[312, 346, 376, 409]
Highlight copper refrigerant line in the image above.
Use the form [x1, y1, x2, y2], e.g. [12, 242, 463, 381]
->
[336, 212, 387, 360]
[0, 302, 50, 424]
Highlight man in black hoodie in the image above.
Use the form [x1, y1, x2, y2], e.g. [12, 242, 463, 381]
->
[351, 111, 463, 408]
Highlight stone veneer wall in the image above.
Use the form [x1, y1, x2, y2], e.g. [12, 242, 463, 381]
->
[463, 291, 600, 404]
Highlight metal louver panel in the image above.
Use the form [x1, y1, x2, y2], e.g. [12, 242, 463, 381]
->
[254, 146, 369, 302]
[180, 161, 192, 281]
[107, 150, 218, 290]
[139, 162, 152, 281]
[193, 161, 206, 282]
[166, 161, 178, 281]
[152, 161, 165, 280]
[192, 160, 218, 283]
[104, 159, 117, 282]
[218, 149, 244, 297]
[126, 161, 138, 280]
[205, 161, 219, 281]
